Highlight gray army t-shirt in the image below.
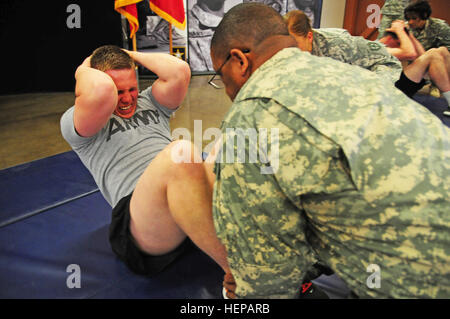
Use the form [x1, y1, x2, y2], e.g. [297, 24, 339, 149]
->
[60, 87, 176, 207]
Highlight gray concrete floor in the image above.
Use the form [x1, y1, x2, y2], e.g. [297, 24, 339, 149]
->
[0, 75, 232, 170]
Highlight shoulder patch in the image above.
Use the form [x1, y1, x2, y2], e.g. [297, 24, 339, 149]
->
[368, 42, 381, 51]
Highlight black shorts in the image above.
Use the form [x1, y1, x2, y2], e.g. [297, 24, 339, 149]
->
[109, 193, 195, 276]
[395, 71, 427, 98]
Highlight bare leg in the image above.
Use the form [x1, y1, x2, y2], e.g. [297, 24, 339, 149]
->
[439, 47, 450, 75]
[429, 47, 450, 114]
[428, 48, 450, 93]
[404, 47, 450, 92]
[129, 140, 230, 273]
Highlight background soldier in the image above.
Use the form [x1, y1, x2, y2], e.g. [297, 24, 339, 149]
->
[284, 10, 403, 84]
[377, 0, 413, 40]
[404, 0, 450, 51]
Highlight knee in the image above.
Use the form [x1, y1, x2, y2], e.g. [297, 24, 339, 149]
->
[437, 46, 449, 58]
[428, 47, 448, 58]
[426, 48, 444, 63]
[170, 142, 209, 184]
[147, 140, 207, 186]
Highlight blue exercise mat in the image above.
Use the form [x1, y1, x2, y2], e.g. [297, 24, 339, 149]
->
[0, 151, 98, 228]
[0, 191, 224, 299]
[0, 151, 224, 299]
[412, 94, 450, 127]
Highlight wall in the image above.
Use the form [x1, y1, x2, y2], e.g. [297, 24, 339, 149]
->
[428, 0, 450, 23]
[320, 0, 346, 28]
[16, 1, 448, 94]
[0, 0, 122, 95]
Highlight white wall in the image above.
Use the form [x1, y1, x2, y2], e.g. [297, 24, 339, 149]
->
[320, 0, 346, 28]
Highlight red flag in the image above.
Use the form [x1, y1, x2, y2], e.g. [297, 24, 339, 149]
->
[149, 0, 186, 30]
[115, 0, 142, 39]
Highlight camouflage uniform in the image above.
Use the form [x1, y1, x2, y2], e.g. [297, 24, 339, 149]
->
[411, 17, 450, 51]
[377, 0, 411, 39]
[311, 28, 402, 84]
[212, 48, 450, 298]
[188, 4, 223, 72]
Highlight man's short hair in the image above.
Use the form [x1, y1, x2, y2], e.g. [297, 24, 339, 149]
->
[284, 10, 312, 37]
[90, 45, 135, 72]
[210, 3, 289, 60]
[404, 0, 432, 20]
[384, 31, 399, 40]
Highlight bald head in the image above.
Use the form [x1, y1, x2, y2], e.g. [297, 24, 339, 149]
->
[210, 3, 289, 61]
[209, 3, 297, 101]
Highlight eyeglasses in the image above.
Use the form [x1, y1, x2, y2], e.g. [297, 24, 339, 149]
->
[215, 53, 232, 77]
[208, 49, 250, 89]
[208, 54, 231, 89]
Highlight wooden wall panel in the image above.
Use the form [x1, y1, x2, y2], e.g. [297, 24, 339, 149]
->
[344, 0, 449, 40]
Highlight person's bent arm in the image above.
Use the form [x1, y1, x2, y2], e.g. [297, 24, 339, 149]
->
[387, 20, 418, 61]
[125, 50, 191, 109]
[73, 56, 118, 137]
[408, 31, 426, 57]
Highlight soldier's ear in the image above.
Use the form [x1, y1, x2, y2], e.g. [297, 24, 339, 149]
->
[230, 48, 250, 76]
